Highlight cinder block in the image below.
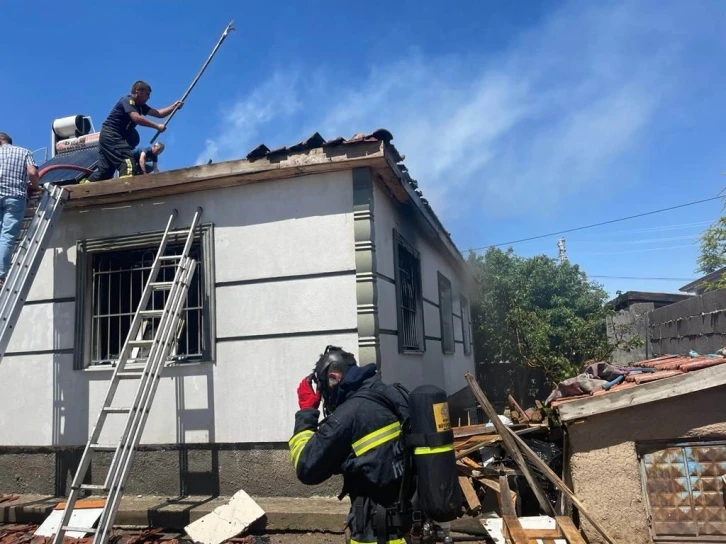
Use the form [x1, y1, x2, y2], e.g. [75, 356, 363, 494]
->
[702, 290, 721, 314]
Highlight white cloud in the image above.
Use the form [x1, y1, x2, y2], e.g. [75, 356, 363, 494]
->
[198, 1, 706, 218]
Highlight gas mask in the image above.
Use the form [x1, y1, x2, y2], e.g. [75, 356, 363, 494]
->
[312, 345, 356, 416]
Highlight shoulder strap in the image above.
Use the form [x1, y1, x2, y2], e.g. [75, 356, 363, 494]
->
[351, 388, 402, 421]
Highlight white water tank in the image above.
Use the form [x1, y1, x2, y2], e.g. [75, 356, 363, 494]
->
[52, 115, 92, 139]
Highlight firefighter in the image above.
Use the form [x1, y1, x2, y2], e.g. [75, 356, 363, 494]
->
[290, 346, 411, 544]
[85, 81, 181, 182]
[133, 142, 165, 175]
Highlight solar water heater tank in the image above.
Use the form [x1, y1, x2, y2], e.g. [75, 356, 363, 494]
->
[52, 115, 92, 139]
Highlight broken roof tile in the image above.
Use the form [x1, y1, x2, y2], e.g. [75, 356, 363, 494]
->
[246, 144, 270, 161]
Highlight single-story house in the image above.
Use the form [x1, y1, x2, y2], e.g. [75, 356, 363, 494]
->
[552, 355, 726, 544]
[0, 127, 475, 499]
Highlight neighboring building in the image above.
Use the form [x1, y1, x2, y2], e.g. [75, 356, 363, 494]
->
[680, 267, 726, 295]
[0, 129, 475, 498]
[606, 291, 691, 365]
[552, 355, 726, 544]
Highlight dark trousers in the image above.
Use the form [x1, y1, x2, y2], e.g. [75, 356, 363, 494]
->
[88, 130, 134, 182]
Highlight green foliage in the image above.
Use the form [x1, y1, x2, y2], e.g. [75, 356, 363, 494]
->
[698, 217, 726, 276]
[467, 248, 612, 383]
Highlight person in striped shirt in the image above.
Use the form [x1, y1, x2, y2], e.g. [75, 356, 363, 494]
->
[0, 133, 39, 287]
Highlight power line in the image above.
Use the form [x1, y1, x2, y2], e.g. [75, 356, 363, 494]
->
[589, 275, 695, 281]
[468, 196, 722, 252]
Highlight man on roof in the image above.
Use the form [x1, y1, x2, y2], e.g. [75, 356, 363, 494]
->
[133, 142, 165, 176]
[85, 81, 182, 183]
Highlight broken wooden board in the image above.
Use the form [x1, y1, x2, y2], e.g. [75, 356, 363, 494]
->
[458, 476, 482, 514]
[465, 372, 554, 515]
[482, 515, 567, 544]
[35, 507, 103, 539]
[185, 489, 265, 544]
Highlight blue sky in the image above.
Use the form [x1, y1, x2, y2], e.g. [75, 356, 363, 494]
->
[3, 0, 725, 298]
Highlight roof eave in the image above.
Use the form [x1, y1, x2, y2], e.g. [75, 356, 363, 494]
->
[379, 144, 474, 283]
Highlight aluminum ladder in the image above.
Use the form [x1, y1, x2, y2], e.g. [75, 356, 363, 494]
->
[0, 184, 68, 362]
[52, 207, 202, 544]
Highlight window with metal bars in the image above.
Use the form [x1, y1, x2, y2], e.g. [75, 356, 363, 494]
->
[90, 244, 203, 365]
[74, 224, 215, 369]
[460, 295, 472, 356]
[394, 230, 425, 353]
[438, 272, 455, 354]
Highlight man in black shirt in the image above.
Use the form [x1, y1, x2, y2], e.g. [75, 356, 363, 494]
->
[86, 81, 182, 182]
[133, 142, 165, 175]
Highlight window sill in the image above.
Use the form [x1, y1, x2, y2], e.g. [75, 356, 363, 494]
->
[400, 350, 425, 356]
[83, 359, 212, 372]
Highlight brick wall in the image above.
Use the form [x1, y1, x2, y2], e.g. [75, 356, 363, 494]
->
[649, 288, 726, 356]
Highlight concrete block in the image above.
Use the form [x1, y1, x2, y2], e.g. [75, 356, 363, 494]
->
[185, 489, 265, 544]
[702, 290, 721, 314]
[716, 313, 726, 335]
[701, 314, 715, 335]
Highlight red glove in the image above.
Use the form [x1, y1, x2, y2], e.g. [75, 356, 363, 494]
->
[297, 376, 321, 410]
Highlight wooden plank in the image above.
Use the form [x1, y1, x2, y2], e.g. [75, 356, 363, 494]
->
[506, 428, 619, 544]
[502, 516, 531, 544]
[54, 499, 106, 510]
[458, 476, 481, 514]
[464, 372, 554, 515]
[65, 142, 386, 209]
[556, 361, 726, 422]
[556, 517, 586, 543]
[475, 476, 501, 493]
[456, 436, 501, 459]
[509, 394, 531, 422]
[525, 528, 563, 539]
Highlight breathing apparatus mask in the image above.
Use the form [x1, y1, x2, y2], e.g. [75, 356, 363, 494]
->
[310, 345, 356, 416]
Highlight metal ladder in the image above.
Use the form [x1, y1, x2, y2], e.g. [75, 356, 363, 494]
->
[52, 208, 202, 544]
[0, 184, 68, 362]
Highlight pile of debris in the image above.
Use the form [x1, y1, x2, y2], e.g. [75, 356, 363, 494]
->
[457, 373, 618, 544]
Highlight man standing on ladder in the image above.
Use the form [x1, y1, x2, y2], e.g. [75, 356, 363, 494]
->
[84, 81, 182, 182]
[0, 132, 39, 289]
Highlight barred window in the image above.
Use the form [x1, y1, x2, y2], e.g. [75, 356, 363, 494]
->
[90, 245, 203, 365]
[74, 225, 215, 369]
[394, 231, 425, 353]
[460, 295, 472, 356]
[438, 272, 454, 354]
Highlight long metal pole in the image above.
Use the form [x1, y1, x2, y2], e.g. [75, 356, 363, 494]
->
[150, 20, 235, 144]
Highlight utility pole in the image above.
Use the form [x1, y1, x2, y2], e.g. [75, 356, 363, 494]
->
[557, 238, 567, 263]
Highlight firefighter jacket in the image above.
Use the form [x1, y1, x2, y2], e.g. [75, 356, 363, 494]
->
[289, 363, 410, 544]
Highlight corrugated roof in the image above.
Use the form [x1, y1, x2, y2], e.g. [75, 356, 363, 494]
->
[550, 354, 726, 409]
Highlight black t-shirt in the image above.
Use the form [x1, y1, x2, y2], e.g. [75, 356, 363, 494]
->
[133, 146, 157, 165]
[102, 95, 151, 139]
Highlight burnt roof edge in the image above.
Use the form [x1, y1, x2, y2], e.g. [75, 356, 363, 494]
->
[381, 144, 473, 282]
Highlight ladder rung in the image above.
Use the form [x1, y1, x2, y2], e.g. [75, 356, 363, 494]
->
[151, 281, 174, 290]
[90, 443, 117, 451]
[128, 339, 153, 347]
[103, 407, 131, 413]
[117, 371, 142, 379]
[159, 254, 182, 261]
[139, 310, 164, 317]
[62, 526, 97, 534]
[78, 484, 108, 491]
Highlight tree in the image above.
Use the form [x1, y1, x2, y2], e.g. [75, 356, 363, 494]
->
[698, 216, 726, 273]
[468, 247, 611, 383]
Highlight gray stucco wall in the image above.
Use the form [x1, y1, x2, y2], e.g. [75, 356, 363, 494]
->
[566, 384, 726, 544]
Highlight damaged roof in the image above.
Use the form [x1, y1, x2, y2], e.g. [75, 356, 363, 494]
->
[65, 128, 468, 272]
[553, 354, 726, 422]
[245, 129, 402, 162]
